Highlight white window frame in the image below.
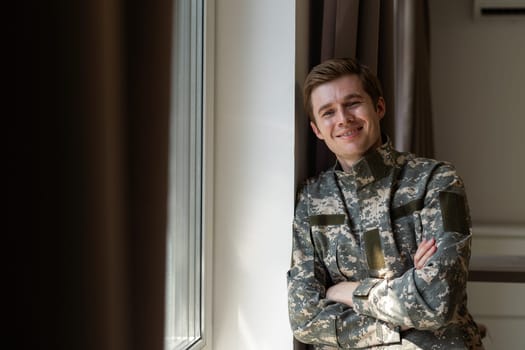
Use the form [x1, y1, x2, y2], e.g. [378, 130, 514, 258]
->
[164, 0, 214, 349]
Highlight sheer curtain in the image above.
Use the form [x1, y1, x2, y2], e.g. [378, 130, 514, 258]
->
[294, 0, 433, 348]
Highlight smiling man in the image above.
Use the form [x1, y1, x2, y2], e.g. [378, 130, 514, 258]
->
[287, 58, 484, 349]
[309, 73, 385, 171]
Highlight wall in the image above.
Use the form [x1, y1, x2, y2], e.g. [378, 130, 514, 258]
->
[429, 1, 525, 349]
[429, 0, 525, 225]
[213, 0, 295, 349]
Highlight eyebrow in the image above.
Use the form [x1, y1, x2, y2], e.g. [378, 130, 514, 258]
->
[316, 93, 363, 115]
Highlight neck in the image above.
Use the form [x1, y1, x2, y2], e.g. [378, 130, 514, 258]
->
[338, 137, 384, 172]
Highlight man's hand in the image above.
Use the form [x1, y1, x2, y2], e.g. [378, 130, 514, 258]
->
[326, 281, 359, 307]
[413, 237, 437, 269]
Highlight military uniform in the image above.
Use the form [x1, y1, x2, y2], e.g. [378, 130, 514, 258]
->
[287, 139, 484, 349]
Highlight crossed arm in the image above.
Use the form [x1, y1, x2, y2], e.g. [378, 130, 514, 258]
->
[326, 238, 437, 308]
[289, 164, 472, 347]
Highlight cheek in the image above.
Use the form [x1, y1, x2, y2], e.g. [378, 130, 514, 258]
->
[316, 119, 330, 130]
[322, 123, 337, 137]
[311, 121, 327, 139]
[322, 118, 337, 128]
[317, 126, 330, 138]
[363, 115, 381, 129]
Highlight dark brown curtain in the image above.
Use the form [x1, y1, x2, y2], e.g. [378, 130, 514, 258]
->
[16, 1, 172, 349]
[294, 0, 433, 348]
[394, 0, 434, 157]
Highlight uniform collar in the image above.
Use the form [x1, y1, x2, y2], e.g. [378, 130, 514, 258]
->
[334, 135, 396, 188]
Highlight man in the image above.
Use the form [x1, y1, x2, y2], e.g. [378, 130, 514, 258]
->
[287, 58, 484, 349]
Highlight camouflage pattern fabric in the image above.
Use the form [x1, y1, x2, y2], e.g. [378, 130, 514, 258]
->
[287, 139, 484, 349]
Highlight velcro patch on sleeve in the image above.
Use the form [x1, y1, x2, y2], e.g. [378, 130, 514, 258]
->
[439, 191, 469, 234]
[309, 214, 345, 226]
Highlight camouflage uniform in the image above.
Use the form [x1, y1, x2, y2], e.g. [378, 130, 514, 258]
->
[287, 139, 484, 349]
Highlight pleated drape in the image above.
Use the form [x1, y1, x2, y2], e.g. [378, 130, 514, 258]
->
[394, 0, 434, 158]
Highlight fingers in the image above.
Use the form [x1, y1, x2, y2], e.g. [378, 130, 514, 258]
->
[417, 243, 437, 269]
[413, 238, 431, 262]
[414, 238, 437, 269]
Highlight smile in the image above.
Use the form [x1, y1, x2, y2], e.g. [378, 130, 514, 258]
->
[337, 126, 363, 137]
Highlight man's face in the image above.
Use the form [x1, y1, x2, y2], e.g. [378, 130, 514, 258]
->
[310, 74, 385, 171]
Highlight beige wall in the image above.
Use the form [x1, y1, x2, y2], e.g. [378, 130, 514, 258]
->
[429, 0, 525, 225]
[429, 1, 525, 349]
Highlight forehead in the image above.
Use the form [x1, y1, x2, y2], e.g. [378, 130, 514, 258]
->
[311, 74, 368, 106]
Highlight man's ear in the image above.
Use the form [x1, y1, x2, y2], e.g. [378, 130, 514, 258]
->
[377, 97, 386, 120]
[310, 121, 324, 140]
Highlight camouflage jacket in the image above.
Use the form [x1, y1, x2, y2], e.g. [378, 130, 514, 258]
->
[287, 140, 484, 349]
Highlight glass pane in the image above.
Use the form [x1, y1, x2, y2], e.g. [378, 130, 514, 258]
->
[165, 0, 204, 349]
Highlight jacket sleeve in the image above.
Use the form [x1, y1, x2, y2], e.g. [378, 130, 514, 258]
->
[287, 184, 401, 348]
[351, 163, 472, 330]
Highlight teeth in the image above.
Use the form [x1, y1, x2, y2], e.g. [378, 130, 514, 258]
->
[339, 127, 362, 137]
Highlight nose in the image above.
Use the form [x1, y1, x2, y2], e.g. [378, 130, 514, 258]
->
[336, 106, 354, 125]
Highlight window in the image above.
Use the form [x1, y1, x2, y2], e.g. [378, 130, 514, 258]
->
[164, 0, 206, 349]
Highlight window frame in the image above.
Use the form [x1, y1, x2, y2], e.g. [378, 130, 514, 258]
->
[164, 0, 214, 349]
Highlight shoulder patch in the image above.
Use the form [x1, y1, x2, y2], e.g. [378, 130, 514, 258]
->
[439, 191, 469, 234]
